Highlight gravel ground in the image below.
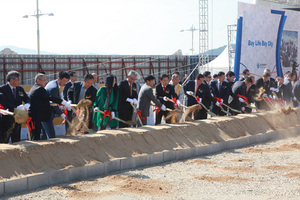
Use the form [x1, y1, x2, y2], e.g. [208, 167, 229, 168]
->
[4, 135, 300, 200]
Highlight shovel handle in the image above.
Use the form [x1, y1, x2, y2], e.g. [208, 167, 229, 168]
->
[0, 109, 14, 116]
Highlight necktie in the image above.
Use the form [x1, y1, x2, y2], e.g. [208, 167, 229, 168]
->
[219, 83, 222, 92]
[163, 86, 166, 93]
[264, 82, 266, 88]
[12, 88, 16, 99]
[247, 86, 250, 93]
[130, 84, 132, 96]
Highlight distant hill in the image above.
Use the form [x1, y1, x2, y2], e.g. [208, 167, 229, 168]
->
[0, 45, 57, 55]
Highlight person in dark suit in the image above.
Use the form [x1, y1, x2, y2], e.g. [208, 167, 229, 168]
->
[271, 76, 285, 100]
[239, 69, 250, 81]
[210, 71, 230, 116]
[0, 92, 7, 143]
[225, 71, 236, 104]
[245, 76, 256, 113]
[0, 71, 30, 143]
[63, 71, 77, 132]
[184, 74, 213, 120]
[255, 72, 271, 110]
[184, 74, 204, 107]
[155, 74, 178, 125]
[284, 72, 297, 105]
[63, 71, 77, 100]
[293, 80, 300, 104]
[41, 71, 70, 139]
[200, 71, 216, 119]
[136, 75, 164, 126]
[28, 73, 69, 141]
[264, 68, 277, 88]
[228, 77, 253, 115]
[68, 74, 97, 130]
[118, 70, 139, 128]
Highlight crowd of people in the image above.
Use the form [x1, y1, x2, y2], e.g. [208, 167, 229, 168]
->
[0, 68, 299, 143]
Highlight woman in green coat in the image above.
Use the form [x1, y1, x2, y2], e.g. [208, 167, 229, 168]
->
[93, 74, 119, 130]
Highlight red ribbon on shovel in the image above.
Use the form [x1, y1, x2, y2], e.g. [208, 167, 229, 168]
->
[24, 117, 34, 132]
[136, 110, 146, 120]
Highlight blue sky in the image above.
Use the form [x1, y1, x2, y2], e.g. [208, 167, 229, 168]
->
[0, 0, 253, 55]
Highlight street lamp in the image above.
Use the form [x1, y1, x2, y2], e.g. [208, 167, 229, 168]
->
[23, 0, 54, 56]
[180, 25, 198, 55]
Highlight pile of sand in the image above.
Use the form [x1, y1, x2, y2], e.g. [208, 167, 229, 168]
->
[0, 108, 299, 180]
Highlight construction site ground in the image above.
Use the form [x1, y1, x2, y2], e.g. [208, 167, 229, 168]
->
[3, 135, 300, 200]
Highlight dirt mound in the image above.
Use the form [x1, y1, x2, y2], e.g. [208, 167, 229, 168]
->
[0, 108, 298, 180]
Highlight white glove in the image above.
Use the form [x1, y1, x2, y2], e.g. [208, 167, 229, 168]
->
[62, 100, 71, 110]
[17, 105, 24, 110]
[0, 109, 9, 115]
[176, 100, 181, 105]
[111, 111, 115, 118]
[238, 97, 245, 103]
[215, 101, 220, 107]
[197, 98, 202, 103]
[132, 98, 138, 105]
[61, 113, 66, 120]
[293, 97, 297, 101]
[269, 95, 273, 99]
[186, 91, 194, 95]
[241, 107, 246, 112]
[270, 87, 279, 92]
[161, 104, 166, 111]
[263, 93, 267, 98]
[94, 107, 99, 112]
[126, 98, 134, 104]
[163, 96, 169, 101]
[23, 103, 30, 110]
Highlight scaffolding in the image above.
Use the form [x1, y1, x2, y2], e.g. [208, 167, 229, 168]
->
[199, 0, 209, 73]
[227, 24, 237, 71]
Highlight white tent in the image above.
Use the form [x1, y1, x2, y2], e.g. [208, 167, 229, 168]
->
[204, 45, 230, 75]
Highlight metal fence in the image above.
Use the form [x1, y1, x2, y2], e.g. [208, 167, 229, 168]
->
[0, 54, 217, 86]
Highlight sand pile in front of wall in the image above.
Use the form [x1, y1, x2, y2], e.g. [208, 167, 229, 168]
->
[0, 107, 299, 180]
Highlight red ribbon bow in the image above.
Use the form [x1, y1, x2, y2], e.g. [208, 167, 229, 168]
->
[172, 98, 178, 108]
[196, 96, 201, 103]
[136, 110, 145, 119]
[278, 98, 286, 105]
[24, 117, 34, 132]
[153, 107, 161, 113]
[213, 97, 224, 110]
[0, 104, 4, 110]
[237, 94, 249, 104]
[213, 97, 223, 103]
[61, 109, 69, 124]
[102, 110, 112, 121]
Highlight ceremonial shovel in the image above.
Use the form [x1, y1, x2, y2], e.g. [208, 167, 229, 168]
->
[130, 102, 143, 126]
[165, 97, 188, 109]
[189, 94, 217, 117]
[94, 110, 136, 126]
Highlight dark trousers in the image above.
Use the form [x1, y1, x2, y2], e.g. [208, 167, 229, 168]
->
[212, 106, 227, 116]
[119, 109, 133, 128]
[198, 109, 208, 119]
[31, 119, 42, 141]
[155, 110, 171, 125]
[1, 115, 21, 143]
